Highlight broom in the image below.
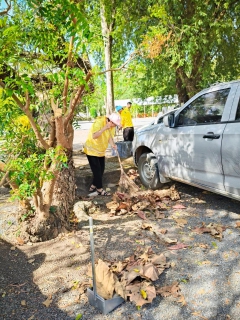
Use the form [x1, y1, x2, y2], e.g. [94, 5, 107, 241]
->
[112, 132, 139, 193]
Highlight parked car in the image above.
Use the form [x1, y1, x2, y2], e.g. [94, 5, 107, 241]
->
[132, 80, 240, 201]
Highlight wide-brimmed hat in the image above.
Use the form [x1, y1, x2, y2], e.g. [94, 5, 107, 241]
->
[108, 113, 121, 126]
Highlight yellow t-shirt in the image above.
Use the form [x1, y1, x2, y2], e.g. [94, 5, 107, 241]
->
[121, 108, 133, 128]
[83, 116, 115, 157]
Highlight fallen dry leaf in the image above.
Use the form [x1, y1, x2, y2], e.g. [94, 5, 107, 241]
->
[21, 300, 27, 307]
[153, 228, 177, 244]
[139, 252, 149, 262]
[116, 202, 129, 211]
[156, 281, 181, 298]
[16, 237, 25, 245]
[198, 243, 209, 249]
[154, 185, 180, 200]
[172, 204, 186, 209]
[142, 264, 159, 281]
[141, 223, 152, 230]
[151, 254, 167, 266]
[193, 222, 227, 240]
[137, 211, 147, 220]
[126, 281, 156, 307]
[177, 294, 187, 306]
[159, 228, 167, 234]
[236, 221, 240, 228]
[95, 259, 115, 300]
[114, 275, 127, 300]
[124, 265, 143, 285]
[132, 201, 151, 211]
[174, 218, 188, 225]
[43, 296, 52, 307]
[155, 211, 165, 219]
[168, 243, 189, 250]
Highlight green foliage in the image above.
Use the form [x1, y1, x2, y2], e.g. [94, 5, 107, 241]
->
[7, 147, 68, 201]
[89, 107, 98, 118]
[137, 0, 240, 98]
[20, 208, 35, 222]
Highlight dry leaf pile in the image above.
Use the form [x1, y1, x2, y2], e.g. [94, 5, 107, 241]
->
[106, 185, 180, 217]
[87, 247, 172, 307]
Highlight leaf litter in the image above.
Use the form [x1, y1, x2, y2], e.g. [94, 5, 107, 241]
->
[86, 246, 180, 307]
[86, 176, 216, 311]
[84, 183, 191, 307]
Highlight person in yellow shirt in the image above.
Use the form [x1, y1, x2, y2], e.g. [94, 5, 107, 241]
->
[116, 102, 134, 141]
[83, 113, 120, 196]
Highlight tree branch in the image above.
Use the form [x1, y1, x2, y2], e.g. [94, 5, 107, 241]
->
[0, 0, 11, 16]
[62, 36, 74, 113]
[98, 50, 139, 75]
[0, 80, 50, 150]
[64, 71, 92, 127]
[23, 92, 50, 150]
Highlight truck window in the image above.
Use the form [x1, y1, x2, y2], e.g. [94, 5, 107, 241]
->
[177, 88, 230, 126]
[235, 98, 240, 121]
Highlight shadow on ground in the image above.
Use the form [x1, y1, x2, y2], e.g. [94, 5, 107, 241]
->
[0, 238, 73, 320]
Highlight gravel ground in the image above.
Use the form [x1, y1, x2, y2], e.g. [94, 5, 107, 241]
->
[1, 152, 240, 320]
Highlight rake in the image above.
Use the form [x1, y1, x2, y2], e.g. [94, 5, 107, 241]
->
[115, 147, 139, 193]
[111, 131, 139, 194]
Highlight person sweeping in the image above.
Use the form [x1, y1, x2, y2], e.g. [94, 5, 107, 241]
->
[83, 113, 121, 196]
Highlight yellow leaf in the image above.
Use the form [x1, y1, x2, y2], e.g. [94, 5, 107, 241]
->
[133, 268, 139, 273]
[140, 289, 148, 299]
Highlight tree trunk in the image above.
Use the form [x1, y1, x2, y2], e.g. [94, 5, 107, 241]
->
[175, 67, 190, 104]
[100, 2, 115, 115]
[105, 35, 114, 115]
[22, 151, 75, 242]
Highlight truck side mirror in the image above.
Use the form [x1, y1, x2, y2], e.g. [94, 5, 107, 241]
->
[163, 115, 169, 127]
[163, 114, 175, 127]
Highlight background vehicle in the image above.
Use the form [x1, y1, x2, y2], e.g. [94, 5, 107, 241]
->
[132, 80, 240, 201]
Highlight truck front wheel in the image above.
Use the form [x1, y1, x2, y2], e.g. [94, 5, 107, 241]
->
[138, 153, 163, 190]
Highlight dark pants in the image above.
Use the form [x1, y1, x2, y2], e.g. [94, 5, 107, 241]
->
[86, 155, 105, 189]
[123, 127, 134, 141]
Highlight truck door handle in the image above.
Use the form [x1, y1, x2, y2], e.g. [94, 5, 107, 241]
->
[203, 132, 220, 139]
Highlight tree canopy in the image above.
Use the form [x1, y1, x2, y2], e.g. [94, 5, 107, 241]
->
[0, 0, 239, 241]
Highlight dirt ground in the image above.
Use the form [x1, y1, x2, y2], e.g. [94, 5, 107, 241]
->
[1, 147, 240, 320]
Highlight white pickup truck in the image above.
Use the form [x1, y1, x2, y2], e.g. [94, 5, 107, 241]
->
[132, 80, 240, 201]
